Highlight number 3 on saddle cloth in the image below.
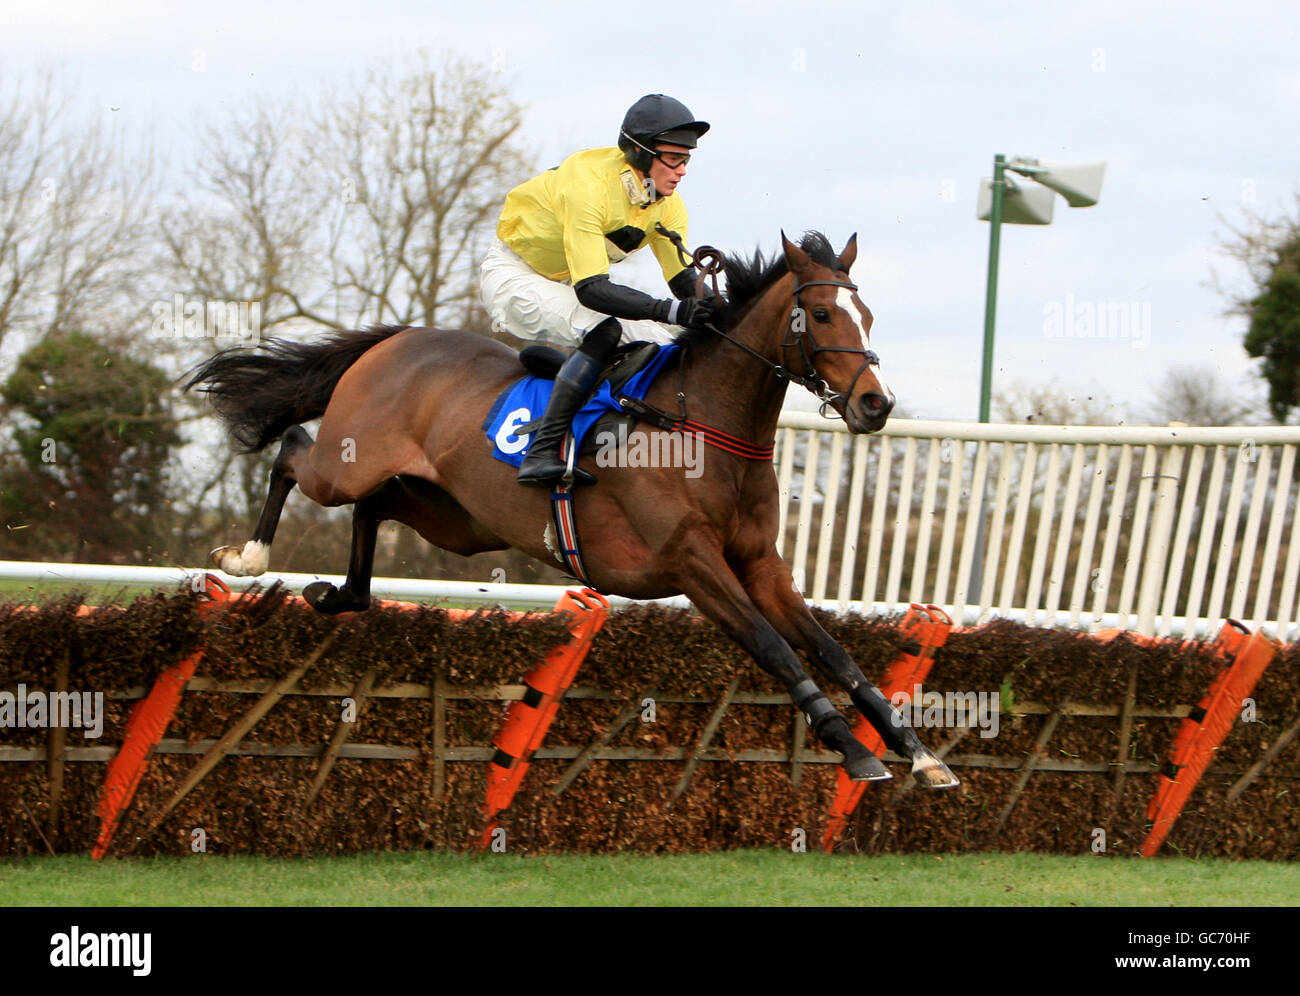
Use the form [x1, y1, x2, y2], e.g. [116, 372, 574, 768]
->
[482, 342, 682, 587]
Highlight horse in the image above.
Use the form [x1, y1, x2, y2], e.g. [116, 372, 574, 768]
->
[184, 231, 959, 789]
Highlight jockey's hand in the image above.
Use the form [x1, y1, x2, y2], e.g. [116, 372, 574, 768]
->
[669, 297, 720, 330]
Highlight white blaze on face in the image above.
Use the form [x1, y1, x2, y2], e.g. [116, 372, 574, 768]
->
[835, 287, 892, 402]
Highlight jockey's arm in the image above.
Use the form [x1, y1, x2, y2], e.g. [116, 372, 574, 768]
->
[573, 273, 701, 324]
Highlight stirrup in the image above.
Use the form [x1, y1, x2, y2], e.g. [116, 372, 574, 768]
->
[560, 431, 592, 487]
[517, 432, 595, 487]
[517, 460, 595, 488]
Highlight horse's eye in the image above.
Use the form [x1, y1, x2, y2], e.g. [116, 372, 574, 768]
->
[813, 309, 830, 323]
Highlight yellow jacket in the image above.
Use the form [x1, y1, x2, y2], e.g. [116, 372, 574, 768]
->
[497, 147, 690, 286]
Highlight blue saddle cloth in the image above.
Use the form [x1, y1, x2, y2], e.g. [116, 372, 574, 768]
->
[483, 344, 680, 467]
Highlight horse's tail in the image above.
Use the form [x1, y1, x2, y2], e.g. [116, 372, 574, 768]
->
[183, 325, 412, 452]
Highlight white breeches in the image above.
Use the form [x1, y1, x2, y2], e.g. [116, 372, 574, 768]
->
[479, 238, 680, 347]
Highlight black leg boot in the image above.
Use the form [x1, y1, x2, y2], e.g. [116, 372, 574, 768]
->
[516, 318, 622, 487]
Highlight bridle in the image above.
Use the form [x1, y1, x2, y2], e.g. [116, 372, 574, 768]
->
[785, 278, 881, 419]
[615, 230, 886, 459]
[670, 232, 882, 420]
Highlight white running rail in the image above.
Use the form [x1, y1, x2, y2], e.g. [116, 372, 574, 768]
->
[774, 413, 1300, 640]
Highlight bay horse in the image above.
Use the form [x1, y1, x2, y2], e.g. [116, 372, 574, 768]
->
[185, 231, 958, 789]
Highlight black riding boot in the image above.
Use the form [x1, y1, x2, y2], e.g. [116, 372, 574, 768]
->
[516, 317, 622, 487]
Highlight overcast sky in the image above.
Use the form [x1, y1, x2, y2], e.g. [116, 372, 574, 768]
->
[7, 0, 1299, 423]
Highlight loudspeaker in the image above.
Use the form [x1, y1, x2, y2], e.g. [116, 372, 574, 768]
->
[1020, 159, 1107, 207]
[977, 176, 1056, 225]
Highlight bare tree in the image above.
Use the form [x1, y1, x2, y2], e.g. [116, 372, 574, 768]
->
[157, 54, 533, 566]
[0, 71, 155, 355]
[1145, 364, 1264, 427]
[1210, 192, 1300, 318]
[159, 52, 531, 342]
[312, 56, 532, 329]
[158, 100, 325, 337]
[992, 378, 1128, 426]
[1210, 194, 1300, 423]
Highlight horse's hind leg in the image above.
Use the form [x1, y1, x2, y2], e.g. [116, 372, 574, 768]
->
[740, 552, 959, 789]
[303, 475, 509, 615]
[302, 487, 385, 615]
[211, 425, 313, 576]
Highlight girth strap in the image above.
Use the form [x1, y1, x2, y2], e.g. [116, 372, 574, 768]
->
[549, 433, 595, 588]
[616, 396, 774, 461]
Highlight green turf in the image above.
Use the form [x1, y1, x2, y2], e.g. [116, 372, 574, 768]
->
[0, 579, 533, 612]
[2, 851, 1294, 906]
[0, 579, 153, 605]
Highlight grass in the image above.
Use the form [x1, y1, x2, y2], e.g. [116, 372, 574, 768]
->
[2, 850, 1295, 907]
[0, 579, 155, 605]
[0, 578, 532, 612]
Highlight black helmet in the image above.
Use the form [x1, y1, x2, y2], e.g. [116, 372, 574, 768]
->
[618, 94, 709, 172]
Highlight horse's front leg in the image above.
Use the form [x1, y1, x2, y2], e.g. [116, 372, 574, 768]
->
[738, 552, 959, 789]
[668, 527, 892, 782]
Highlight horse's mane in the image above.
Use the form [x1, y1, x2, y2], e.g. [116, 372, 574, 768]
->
[672, 231, 844, 352]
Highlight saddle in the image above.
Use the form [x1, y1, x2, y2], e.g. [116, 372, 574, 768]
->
[519, 340, 660, 388]
[517, 341, 665, 455]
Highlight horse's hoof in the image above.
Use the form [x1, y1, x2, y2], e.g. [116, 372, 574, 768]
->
[210, 545, 243, 574]
[209, 541, 268, 577]
[844, 753, 893, 782]
[303, 581, 370, 615]
[912, 752, 960, 789]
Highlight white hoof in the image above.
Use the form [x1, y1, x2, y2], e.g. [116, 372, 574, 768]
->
[210, 540, 269, 577]
[912, 752, 960, 789]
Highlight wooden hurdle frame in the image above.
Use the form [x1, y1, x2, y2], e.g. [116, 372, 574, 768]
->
[84, 576, 610, 859]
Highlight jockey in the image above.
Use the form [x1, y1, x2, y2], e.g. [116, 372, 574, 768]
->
[480, 93, 720, 487]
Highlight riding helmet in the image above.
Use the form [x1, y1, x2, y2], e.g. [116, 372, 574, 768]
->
[618, 94, 710, 172]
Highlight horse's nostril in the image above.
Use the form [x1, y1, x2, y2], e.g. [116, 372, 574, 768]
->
[861, 392, 893, 415]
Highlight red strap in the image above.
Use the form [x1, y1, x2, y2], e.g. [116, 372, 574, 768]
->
[677, 418, 774, 461]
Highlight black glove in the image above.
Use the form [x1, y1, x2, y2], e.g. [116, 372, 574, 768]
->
[667, 296, 720, 330]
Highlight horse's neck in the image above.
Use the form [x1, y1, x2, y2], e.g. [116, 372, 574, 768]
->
[682, 279, 792, 444]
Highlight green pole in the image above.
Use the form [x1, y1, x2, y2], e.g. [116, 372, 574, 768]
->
[979, 154, 1006, 424]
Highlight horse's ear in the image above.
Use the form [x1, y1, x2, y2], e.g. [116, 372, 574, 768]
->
[781, 230, 811, 273]
[838, 233, 858, 272]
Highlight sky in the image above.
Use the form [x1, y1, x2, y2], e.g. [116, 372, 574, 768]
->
[5, 0, 1299, 423]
